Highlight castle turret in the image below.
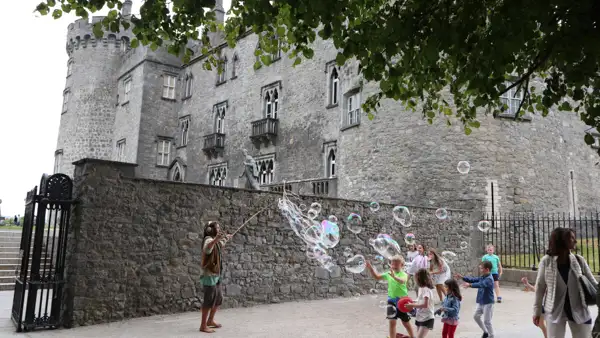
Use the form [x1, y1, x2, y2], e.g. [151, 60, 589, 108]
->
[54, 17, 133, 176]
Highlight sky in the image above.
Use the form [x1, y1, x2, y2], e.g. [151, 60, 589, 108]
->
[0, 0, 231, 218]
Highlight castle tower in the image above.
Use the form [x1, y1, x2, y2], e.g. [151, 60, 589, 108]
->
[54, 16, 132, 176]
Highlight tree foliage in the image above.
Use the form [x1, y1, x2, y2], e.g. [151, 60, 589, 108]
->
[36, 0, 600, 155]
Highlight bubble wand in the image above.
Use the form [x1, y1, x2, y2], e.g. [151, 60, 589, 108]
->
[230, 207, 268, 237]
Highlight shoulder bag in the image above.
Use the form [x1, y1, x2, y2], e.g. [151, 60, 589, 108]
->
[575, 255, 598, 305]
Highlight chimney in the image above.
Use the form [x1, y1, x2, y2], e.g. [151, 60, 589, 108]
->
[122, 0, 133, 17]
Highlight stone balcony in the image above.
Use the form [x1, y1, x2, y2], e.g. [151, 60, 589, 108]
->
[202, 133, 225, 158]
[250, 117, 278, 146]
[263, 177, 338, 198]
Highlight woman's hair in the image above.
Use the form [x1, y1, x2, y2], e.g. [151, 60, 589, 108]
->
[428, 249, 442, 269]
[444, 279, 462, 301]
[407, 244, 416, 251]
[546, 227, 575, 256]
[415, 268, 434, 289]
[201, 221, 219, 249]
[417, 244, 427, 255]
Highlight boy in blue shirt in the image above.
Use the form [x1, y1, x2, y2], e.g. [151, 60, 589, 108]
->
[481, 244, 503, 303]
[455, 261, 495, 338]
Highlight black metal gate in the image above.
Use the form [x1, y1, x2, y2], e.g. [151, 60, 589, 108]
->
[11, 174, 73, 332]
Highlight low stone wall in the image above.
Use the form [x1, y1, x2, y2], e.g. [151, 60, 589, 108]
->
[63, 159, 484, 327]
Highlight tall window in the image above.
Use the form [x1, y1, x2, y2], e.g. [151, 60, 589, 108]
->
[123, 79, 131, 103]
[180, 117, 190, 146]
[215, 104, 226, 133]
[184, 74, 193, 98]
[116, 139, 126, 161]
[500, 84, 524, 116]
[345, 92, 361, 126]
[330, 68, 339, 105]
[67, 59, 73, 77]
[157, 139, 171, 166]
[162, 75, 176, 99]
[256, 157, 275, 185]
[54, 150, 63, 174]
[209, 164, 227, 186]
[231, 53, 239, 78]
[270, 36, 281, 60]
[264, 89, 279, 119]
[62, 90, 70, 113]
[121, 37, 129, 52]
[217, 56, 227, 84]
[327, 149, 336, 177]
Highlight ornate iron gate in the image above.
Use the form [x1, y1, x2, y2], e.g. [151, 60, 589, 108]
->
[11, 174, 73, 332]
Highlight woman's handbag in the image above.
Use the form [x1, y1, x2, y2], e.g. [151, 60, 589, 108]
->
[575, 255, 598, 305]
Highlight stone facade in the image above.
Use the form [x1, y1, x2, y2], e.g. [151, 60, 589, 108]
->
[55, 2, 600, 216]
[63, 159, 482, 327]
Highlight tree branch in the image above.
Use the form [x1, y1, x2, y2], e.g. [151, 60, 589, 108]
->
[514, 77, 530, 120]
[499, 48, 553, 97]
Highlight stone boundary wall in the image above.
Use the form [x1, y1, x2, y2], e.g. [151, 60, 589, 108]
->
[63, 159, 484, 327]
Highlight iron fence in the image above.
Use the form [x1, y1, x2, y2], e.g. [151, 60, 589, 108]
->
[483, 212, 600, 274]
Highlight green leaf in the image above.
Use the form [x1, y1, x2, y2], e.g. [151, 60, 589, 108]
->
[335, 53, 346, 66]
[465, 127, 472, 135]
[130, 38, 139, 48]
[303, 48, 314, 59]
[468, 121, 481, 128]
[36, 3, 48, 15]
[52, 9, 62, 19]
[92, 22, 104, 38]
[368, 112, 375, 120]
[293, 57, 302, 67]
[426, 111, 435, 118]
[276, 26, 285, 37]
[584, 133, 596, 145]
[559, 101, 572, 111]
[253, 61, 262, 70]
[150, 42, 159, 51]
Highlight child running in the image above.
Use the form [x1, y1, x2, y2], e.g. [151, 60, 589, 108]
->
[455, 261, 495, 338]
[366, 256, 415, 338]
[428, 248, 451, 303]
[405, 269, 435, 338]
[521, 277, 547, 338]
[482, 244, 503, 303]
[438, 279, 462, 338]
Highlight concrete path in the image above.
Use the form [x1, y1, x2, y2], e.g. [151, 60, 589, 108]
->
[0, 287, 597, 337]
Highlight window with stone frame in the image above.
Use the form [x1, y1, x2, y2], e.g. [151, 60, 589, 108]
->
[324, 142, 337, 178]
[157, 138, 171, 166]
[54, 149, 63, 174]
[263, 87, 280, 119]
[343, 90, 361, 128]
[255, 155, 275, 185]
[231, 53, 239, 79]
[214, 103, 227, 134]
[123, 78, 132, 103]
[208, 163, 227, 186]
[270, 35, 282, 61]
[116, 139, 126, 161]
[329, 67, 340, 106]
[62, 89, 70, 113]
[121, 37, 129, 52]
[497, 82, 530, 120]
[171, 162, 184, 182]
[67, 59, 73, 77]
[217, 56, 228, 84]
[162, 74, 177, 99]
[184, 74, 194, 99]
[179, 116, 190, 147]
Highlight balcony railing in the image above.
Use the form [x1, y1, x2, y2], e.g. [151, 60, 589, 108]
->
[264, 177, 338, 198]
[250, 117, 279, 140]
[202, 133, 225, 156]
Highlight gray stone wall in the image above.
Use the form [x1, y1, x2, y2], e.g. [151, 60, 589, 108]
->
[63, 159, 481, 327]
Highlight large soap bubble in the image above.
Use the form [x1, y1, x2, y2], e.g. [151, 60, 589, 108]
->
[477, 220, 492, 232]
[404, 233, 416, 245]
[345, 254, 366, 274]
[346, 213, 363, 234]
[320, 220, 340, 249]
[457, 161, 471, 174]
[369, 201, 380, 212]
[435, 208, 448, 220]
[392, 206, 412, 227]
[369, 235, 401, 259]
[310, 202, 322, 214]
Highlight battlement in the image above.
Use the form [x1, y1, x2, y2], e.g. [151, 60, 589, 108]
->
[66, 16, 132, 56]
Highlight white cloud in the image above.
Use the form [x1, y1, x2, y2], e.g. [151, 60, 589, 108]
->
[0, 0, 231, 218]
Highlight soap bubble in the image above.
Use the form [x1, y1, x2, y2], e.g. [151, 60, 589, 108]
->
[377, 234, 393, 241]
[457, 161, 471, 174]
[320, 256, 337, 272]
[441, 251, 457, 264]
[299, 204, 307, 211]
[302, 224, 323, 244]
[435, 208, 448, 220]
[370, 236, 401, 259]
[306, 245, 327, 259]
[307, 209, 318, 220]
[369, 288, 378, 298]
[310, 202, 322, 214]
[343, 247, 353, 258]
[378, 300, 387, 308]
[460, 241, 468, 250]
[375, 255, 384, 262]
[345, 254, 366, 274]
[477, 220, 492, 232]
[346, 213, 363, 234]
[392, 206, 412, 227]
[320, 220, 340, 249]
[328, 215, 338, 223]
[404, 233, 416, 245]
[369, 201, 380, 212]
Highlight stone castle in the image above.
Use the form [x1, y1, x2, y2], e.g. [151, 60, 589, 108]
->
[55, 0, 600, 215]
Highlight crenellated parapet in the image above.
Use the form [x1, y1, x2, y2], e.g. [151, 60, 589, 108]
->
[66, 16, 133, 56]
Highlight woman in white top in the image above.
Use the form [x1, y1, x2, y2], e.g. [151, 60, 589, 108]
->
[533, 227, 597, 338]
[428, 248, 451, 303]
[408, 244, 430, 297]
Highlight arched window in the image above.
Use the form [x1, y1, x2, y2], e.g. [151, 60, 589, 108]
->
[231, 53, 239, 79]
[184, 74, 194, 98]
[172, 163, 183, 182]
[209, 165, 227, 186]
[217, 56, 227, 84]
[264, 89, 279, 119]
[330, 68, 339, 105]
[256, 157, 275, 185]
[327, 149, 336, 177]
[215, 105, 226, 134]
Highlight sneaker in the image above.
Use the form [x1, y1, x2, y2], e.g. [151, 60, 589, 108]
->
[497, 297, 502, 303]
[482, 333, 489, 338]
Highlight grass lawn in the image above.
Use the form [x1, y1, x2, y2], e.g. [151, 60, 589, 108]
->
[0, 226, 23, 231]
[499, 237, 600, 273]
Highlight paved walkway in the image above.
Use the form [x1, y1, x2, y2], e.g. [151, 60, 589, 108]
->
[0, 287, 597, 337]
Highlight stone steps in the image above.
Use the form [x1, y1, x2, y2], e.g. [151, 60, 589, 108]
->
[0, 233, 54, 291]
